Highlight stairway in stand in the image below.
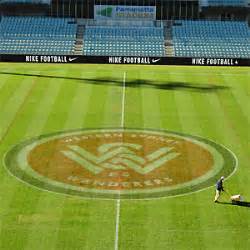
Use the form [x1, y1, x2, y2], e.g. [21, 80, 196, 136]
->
[74, 22, 85, 55]
[164, 21, 174, 57]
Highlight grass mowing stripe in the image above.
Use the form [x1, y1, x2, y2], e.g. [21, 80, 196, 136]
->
[158, 70, 183, 132]
[49, 79, 94, 249]
[214, 75, 250, 213]
[0, 76, 45, 250]
[172, 78, 203, 135]
[225, 75, 250, 126]
[140, 66, 176, 130]
[101, 72, 124, 127]
[0, 71, 65, 250]
[63, 81, 93, 129]
[53, 72, 117, 250]
[154, 69, 241, 250]
[0, 76, 25, 109]
[0, 72, 63, 152]
[22, 70, 81, 250]
[140, 83, 177, 249]
[190, 80, 246, 250]
[170, 73, 205, 249]
[24, 80, 65, 137]
[54, 74, 118, 250]
[54, 87, 96, 250]
[0, 75, 9, 92]
[159, 90, 181, 131]
[217, 75, 250, 157]
[141, 87, 163, 129]
[81, 83, 109, 128]
[129, 68, 230, 249]
[178, 72, 240, 249]
[120, 71, 181, 250]
[118, 70, 150, 250]
[125, 73, 144, 128]
[218, 88, 250, 148]
[0, 79, 36, 141]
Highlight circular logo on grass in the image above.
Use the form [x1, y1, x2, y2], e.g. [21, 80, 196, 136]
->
[4, 129, 236, 199]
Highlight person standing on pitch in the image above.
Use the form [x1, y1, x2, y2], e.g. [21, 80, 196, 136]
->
[214, 176, 225, 202]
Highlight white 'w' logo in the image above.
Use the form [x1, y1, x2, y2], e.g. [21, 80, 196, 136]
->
[61, 143, 180, 175]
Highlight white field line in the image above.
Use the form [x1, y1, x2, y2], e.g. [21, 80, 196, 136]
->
[114, 198, 121, 250]
[114, 71, 126, 250]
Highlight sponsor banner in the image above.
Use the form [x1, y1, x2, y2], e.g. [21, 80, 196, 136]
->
[94, 5, 156, 20]
[0, 54, 249, 66]
[0, 0, 51, 4]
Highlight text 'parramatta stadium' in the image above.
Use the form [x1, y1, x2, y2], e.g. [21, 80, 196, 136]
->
[115, 6, 154, 13]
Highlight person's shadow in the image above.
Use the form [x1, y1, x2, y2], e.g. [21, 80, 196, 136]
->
[218, 201, 250, 207]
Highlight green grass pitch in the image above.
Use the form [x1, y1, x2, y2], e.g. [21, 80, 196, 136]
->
[0, 63, 249, 250]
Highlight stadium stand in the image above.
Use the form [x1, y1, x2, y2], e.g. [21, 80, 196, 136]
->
[0, 16, 77, 55]
[83, 24, 165, 57]
[0, 15, 249, 59]
[173, 20, 250, 58]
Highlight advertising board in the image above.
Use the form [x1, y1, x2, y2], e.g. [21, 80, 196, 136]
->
[94, 5, 156, 20]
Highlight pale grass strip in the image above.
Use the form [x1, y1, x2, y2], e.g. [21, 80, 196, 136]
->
[0, 80, 33, 140]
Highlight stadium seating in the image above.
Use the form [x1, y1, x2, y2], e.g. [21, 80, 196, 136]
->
[83, 25, 165, 57]
[1, 16, 249, 59]
[173, 20, 250, 58]
[0, 16, 77, 55]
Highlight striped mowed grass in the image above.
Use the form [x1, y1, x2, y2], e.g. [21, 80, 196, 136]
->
[0, 63, 249, 250]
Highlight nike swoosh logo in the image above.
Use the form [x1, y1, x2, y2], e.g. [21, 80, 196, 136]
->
[68, 57, 78, 62]
[152, 59, 160, 63]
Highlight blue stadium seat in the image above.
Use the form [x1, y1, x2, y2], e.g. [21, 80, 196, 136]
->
[172, 20, 250, 58]
[0, 16, 77, 55]
[83, 25, 165, 57]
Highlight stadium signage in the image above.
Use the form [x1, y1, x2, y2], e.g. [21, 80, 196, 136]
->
[94, 5, 156, 20]
[108, 56, 157, 64]
[25, 55, 71, 63]
[4, 128, 237, 199]
[0, 54, 249, 66]
[0, 0, 51, 4]
[192, 58, 238, 66]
